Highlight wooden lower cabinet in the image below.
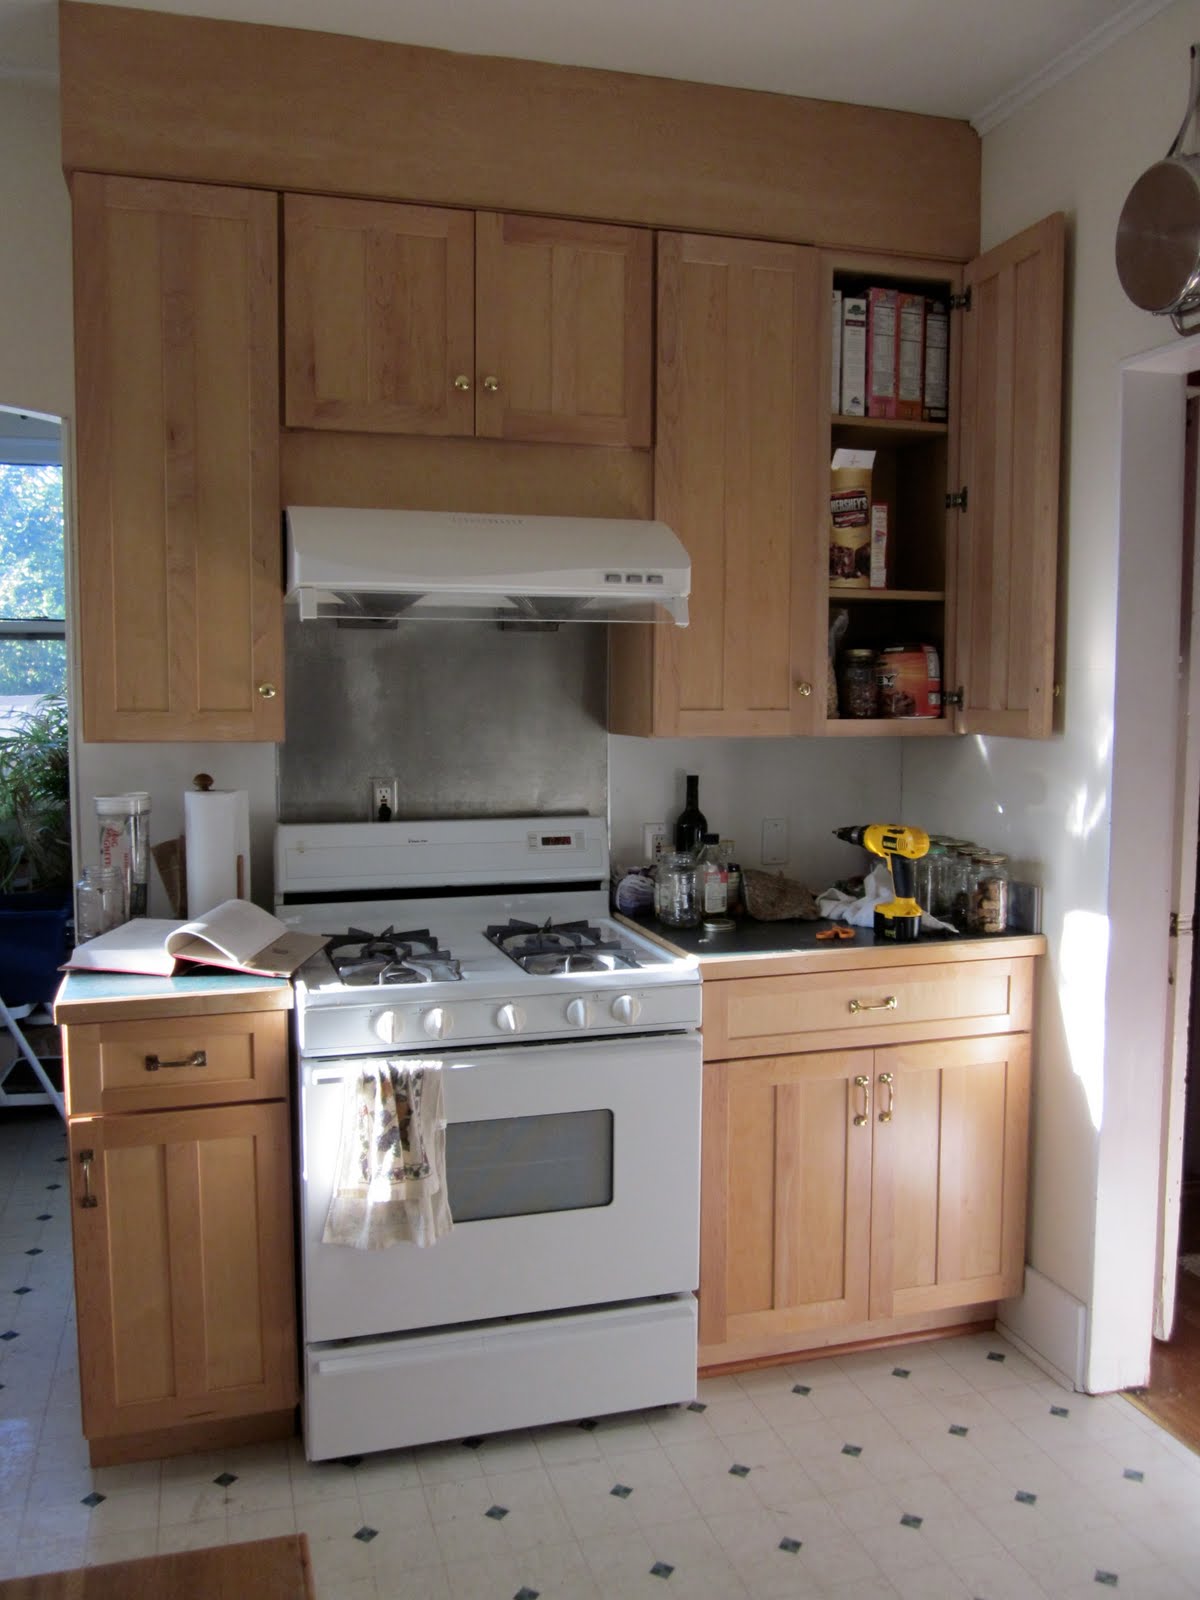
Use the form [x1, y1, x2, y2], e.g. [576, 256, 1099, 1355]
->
[699, 956, 1034, 1368]
[59, 995, 298, 1463]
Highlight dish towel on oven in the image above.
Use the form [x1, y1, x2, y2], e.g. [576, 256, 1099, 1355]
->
[322, 1060, 453, 1249]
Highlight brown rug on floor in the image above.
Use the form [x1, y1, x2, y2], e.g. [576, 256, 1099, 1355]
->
[0, 1534, 315, 1600]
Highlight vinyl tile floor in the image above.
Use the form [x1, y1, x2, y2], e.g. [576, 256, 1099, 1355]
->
[4, 1109, 1200, 1600]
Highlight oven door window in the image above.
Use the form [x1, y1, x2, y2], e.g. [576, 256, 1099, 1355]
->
[445, 1110, 614, 1222]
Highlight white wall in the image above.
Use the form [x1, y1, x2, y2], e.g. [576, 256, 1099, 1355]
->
[903, 0, 1200, 1390]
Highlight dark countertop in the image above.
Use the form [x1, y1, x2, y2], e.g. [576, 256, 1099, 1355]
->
[620, 911, 1045, 973]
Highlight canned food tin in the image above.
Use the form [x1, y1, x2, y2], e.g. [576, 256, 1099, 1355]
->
[874, 644, 941, 719]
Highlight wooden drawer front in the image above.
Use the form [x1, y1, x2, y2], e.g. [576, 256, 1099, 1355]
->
[65, 1012, 289, 1115]
[702, 959, 1033, 1060]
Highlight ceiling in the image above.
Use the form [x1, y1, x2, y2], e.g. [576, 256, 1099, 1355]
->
[0, 0, 1175, 131]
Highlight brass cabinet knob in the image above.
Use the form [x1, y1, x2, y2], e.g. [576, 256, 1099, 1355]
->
[796, 681, 813, 698]
[257, 683, 277, 699]
[482, 375, 500, 393]
[453, 374, 471, 391]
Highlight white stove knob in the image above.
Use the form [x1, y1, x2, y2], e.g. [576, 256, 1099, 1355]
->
[422, 1006, 451, 1040]
[565, 997, 591, 1029]
[496, 1002, 525, 1033]
[373, 1009, 404, 1045]
[611, 993, 642, 1025]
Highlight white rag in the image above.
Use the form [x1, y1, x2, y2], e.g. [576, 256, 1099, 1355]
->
[818, 861, 960, 935]
[322, 1060, 453, 1250]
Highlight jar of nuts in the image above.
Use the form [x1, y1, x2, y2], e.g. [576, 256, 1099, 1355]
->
[966, 852, 1010, 935]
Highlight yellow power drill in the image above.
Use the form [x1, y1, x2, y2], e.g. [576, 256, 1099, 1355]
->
[833, 824, 931, 942]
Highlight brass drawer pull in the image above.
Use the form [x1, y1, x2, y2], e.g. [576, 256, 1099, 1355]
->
[853, 1073, 871, 1127]
[78, 1148, 98, 1209]
[878, 1070, 895, 1122]
[848, 995, 897, 1015]
[144, 1050, 208, 1072]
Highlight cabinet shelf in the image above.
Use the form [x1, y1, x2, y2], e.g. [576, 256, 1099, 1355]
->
[832, 415, 948, 447]
[828, 588, 944, 604]
[822, 716, 953, 737]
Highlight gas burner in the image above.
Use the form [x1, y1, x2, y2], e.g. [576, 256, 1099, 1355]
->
[485, 918, 641, 974]
[325, 926, 463, 987]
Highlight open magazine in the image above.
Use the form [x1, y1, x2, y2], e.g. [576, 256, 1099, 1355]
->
[64, 898, 327, 979]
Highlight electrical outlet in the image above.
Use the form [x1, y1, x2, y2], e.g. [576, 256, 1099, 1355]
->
[642, 822, 669, 862]
[369, 777, 398, 820]
[761, 817, 789, 865]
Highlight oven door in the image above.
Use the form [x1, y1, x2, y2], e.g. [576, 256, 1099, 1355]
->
[299, 1031, 701, 1343]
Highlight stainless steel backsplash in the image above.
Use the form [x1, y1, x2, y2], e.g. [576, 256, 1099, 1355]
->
[277, 615, 608, 822]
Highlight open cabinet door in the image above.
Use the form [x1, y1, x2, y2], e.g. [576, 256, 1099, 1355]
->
[954, 213, 1065, 738]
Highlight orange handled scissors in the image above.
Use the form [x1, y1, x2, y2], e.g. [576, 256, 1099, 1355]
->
[815, 925, 856, 941]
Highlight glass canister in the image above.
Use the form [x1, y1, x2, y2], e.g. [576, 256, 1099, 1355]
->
[655, 851, 701, 928]
[948, 844, 980, 930]
[75, 866, 123, 941]
[94, 791, 152, 920]
[837, 648, 878, 718]
[967, 852, 1010, 934]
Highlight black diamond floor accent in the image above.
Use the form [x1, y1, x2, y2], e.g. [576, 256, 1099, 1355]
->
[354, 1526, 378, 1543]
[1094, 1572, 1118, 1588]
[341, 1455, 363, 1468]
[792, 1383, 811, 1396]
[36, 1214, 51, 1221]
[892, 1367, 911, 1378]
[948, 1424, 969, 1437]
[649, 1562, 674, 1579]
[485, 1505, 509, 1521]
[462, 1437, 483, 1449]
[1015, 1490, 1037, 1505]
[578, 1418, 597, 1430]
[1050, 1404, 1069, 1417]
[1, 1331, 17, 1341]
[212, 1472, 238, 1487]
[778, 1537, 801, 1555]
[55, 1155, 66, 1162]
[986, 1350, 1006, 1362]
[686, 1401, 706, 1413]
[728, 1463, 750, 1478]
[900, 1512, 923, 1529]
[841, 1443, 862, 1457]
[24, 1248, 41, 1257]
[81, 1491, 105, 1507]
[45, 1184, 61, 1191]
[611, 1484, 633, 1499]
[1123, 1468, 1144, 1483]
[513, 1589, 540, 1600]
[13, 1287, 31, 1296]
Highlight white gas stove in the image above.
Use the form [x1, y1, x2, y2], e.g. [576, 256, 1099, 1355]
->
[274, 816, 703, 1462]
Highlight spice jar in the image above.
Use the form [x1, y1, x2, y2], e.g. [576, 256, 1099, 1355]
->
[655, 852, 701, 928]
[838, 649, 878, 718]
[967, 852, 1010, 934]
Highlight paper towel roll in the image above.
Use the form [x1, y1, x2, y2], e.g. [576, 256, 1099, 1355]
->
[185, 788, 251, 918]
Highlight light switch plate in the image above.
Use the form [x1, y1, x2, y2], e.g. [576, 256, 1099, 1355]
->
[761, 818, 789, 864]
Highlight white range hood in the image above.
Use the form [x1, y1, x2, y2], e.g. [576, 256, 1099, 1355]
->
[285, 507, 690, 626]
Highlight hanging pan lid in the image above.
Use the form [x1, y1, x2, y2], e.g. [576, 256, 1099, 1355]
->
[1116, 44, 1200, 331]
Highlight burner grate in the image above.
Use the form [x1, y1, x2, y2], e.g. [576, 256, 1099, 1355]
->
[485, 918, 642, 975]
[324, 926, 463, 986]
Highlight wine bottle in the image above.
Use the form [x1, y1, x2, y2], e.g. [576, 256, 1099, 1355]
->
[674, 774, 708, 852]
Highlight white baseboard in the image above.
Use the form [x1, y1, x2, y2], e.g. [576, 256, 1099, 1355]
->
[997, 1265, 1087, 1391]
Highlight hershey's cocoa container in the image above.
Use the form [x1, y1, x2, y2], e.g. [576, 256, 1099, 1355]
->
[874, 643, 941, 718]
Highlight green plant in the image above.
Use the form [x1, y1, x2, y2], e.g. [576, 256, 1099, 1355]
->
[0, 694, 71, 894]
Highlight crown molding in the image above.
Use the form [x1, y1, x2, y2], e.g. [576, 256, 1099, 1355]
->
[972, 0, 1179, 134]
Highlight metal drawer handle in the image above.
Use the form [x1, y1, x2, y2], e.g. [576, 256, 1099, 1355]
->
[78, 1148, 98, 1209]
[878, 1070, 895, 1122]
[848, 995, 897, 1015]
[144, 1050, 207, 1072]
[853, 1073, 871, 1127]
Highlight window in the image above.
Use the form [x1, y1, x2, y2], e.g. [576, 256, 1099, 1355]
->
[0, 415, 65, 728]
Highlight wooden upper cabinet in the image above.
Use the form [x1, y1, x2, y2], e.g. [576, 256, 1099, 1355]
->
[283, 194, 475, 436]
[283, 199, 652, 447]
[610, 233, 823, 737]
[72, 174, 283, 742]
[475, 212, 652, 447]
[955, 213, 1065, 738]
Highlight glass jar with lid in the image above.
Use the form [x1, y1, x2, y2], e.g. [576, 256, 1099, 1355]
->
[837, 649, 878, 719]
[655, 851, 700, 928]
[966, 852, 1010, 934]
